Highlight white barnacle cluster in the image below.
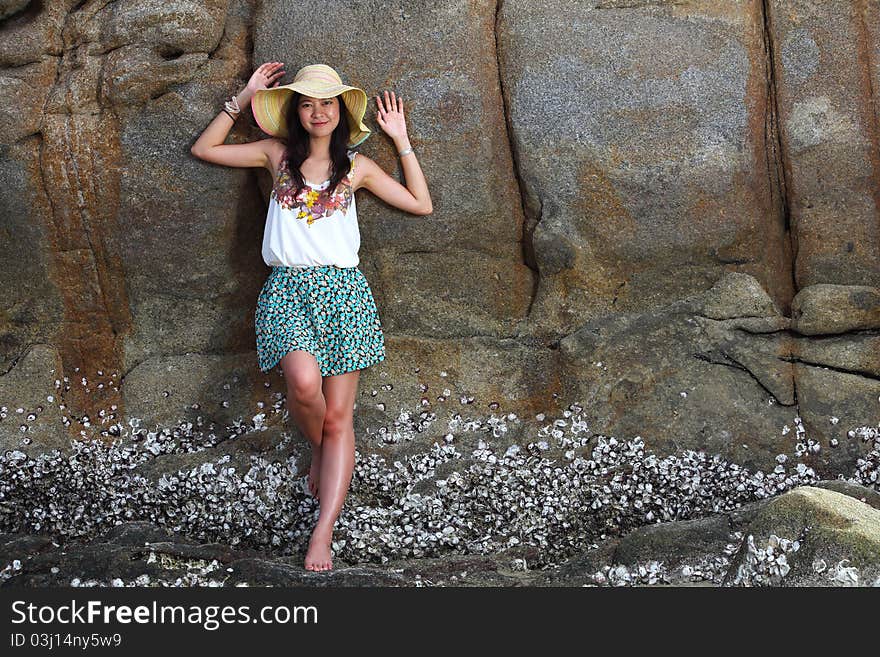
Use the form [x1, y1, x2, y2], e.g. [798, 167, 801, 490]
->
[0, 411, 307, 549]
[447, 412, 485, 435]
[675, 554, 733, 584]
[126, 414, 257, 457]
[783, 415, 822, 457]
[1, 369, 149, 442]
[826, 559, 860, 586]
[1, 399, 877, 584]
[810, 555, 867, 586]
[594, 542, 740, 588]
[412, 573, 435, 587]
[74, 565, 229, 588]
[789, 415, 808, 457]
[325, 404, 825, 567]
[593, 560, 668, 586]
[140, 552, 228, 587]
[0, 558, 23, 584]
[340, 442, 465, 561]
[850, 424, 880, 487]
[485, 413, 516, 439]
[71, 553, 232, 588]
[372, 407, 439, 444]
[730, 532, 804, 586]
[535, 405, 592, 454]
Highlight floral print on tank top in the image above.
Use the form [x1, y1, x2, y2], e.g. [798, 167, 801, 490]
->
[271, 157, 354, 226]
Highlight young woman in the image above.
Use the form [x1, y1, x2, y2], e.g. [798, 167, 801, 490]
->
[191, 62, 432, 572]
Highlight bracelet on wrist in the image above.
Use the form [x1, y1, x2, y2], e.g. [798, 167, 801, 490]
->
[222, 108, 238, 122]
[398, 146, 414, 157]
[223, 94, 242, 119]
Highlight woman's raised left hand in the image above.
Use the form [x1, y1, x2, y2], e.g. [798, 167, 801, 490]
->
[246, 61, 285, 96]
[375, 90, 408, 141]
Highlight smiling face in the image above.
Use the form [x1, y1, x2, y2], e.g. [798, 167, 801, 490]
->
[297, 95, 340, 137]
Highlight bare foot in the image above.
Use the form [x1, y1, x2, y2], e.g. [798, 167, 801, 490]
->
[308, 443, 322, 498]
[304, 526, 333, 571]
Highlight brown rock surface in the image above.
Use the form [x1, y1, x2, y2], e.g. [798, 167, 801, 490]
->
[768, 0, 880, 290]
[0, 1, 877, 482]
[498, 0, 792, 334]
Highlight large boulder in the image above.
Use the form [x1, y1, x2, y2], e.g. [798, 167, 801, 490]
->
[498, 0, 792, 335]
[725, 486, 880, 586]
[0, 2, 877, 505]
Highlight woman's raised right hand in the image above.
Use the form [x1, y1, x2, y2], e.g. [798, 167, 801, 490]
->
[246, 62, 285, 95]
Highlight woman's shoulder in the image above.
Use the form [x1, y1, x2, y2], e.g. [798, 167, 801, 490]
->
[348, 150, 375, 166]
[349, 151, 383, 172]
[348, 152, 382, 191]
[347, 150, 369, 190]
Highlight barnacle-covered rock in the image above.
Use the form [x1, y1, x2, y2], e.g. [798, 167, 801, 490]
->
[724, 486, 880, 586]
[1, 398, 878, 586]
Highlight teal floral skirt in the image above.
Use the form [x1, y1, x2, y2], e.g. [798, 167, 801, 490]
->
[255, 265, 386, 376]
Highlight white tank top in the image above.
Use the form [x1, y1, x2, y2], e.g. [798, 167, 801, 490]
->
[261, 150, 360, 268]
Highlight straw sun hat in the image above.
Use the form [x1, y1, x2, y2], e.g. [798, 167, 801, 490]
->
[252, 64, 371, 147]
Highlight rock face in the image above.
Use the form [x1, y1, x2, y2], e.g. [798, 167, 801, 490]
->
[1, 1, 879, 482]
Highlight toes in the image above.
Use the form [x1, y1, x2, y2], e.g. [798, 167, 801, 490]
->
[305, 555, 333, 571]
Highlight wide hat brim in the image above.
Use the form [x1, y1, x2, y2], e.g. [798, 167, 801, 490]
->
[252, 82, 371, 147]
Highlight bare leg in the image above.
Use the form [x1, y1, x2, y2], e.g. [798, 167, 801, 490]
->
[304, 368, 360, 571]
[280, 350, 325, 497]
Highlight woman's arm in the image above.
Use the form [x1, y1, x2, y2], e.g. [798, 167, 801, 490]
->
[190, 62, 286, 172]
[359, 90, 433, 216]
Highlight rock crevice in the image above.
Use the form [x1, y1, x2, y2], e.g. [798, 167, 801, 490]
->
[493, 0, 540, 319]
[759, 0, 796, 308]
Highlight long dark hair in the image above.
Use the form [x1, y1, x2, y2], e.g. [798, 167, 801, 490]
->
[282, 92, 352, 197]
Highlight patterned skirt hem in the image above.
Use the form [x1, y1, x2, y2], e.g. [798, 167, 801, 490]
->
[259, 346, 386, 377]
[323, 351, 386, 377]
